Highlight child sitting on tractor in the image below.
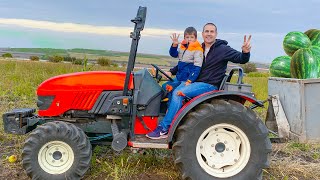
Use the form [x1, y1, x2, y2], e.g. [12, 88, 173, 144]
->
[162, 27, 203, 102]
[147, 27, 203, 139]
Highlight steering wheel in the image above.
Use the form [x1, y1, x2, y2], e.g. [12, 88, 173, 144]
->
[151, 64, 174, 82]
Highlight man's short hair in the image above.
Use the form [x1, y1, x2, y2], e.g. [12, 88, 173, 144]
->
[184, 27, 197, 38]
[203, 23, 218, 32]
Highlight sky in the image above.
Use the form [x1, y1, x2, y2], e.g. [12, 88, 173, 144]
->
[0, 0, 318, 63]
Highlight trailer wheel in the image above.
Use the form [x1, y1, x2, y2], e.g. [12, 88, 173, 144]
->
[22, 121, 92, 180]
[173, 99, 271, 180]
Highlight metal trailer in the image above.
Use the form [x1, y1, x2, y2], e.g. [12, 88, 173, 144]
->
[268, 77, 320, 142]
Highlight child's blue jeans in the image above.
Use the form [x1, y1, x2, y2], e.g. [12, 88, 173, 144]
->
[159, 82, 217, 130]
[161, 78, 181, 104]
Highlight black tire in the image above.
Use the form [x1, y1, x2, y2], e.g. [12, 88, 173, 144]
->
[173, 99, 272, 180]
[22, 121, 92, 180]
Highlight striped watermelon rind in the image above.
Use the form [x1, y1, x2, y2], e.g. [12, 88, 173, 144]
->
[270, 56, 291, 78]
[283, 31, 311, 56]
[304, 29, 319, 39]
[310, 46, 320, 77]
[290, 48, 319, 79]
[308, 30, 320, 47]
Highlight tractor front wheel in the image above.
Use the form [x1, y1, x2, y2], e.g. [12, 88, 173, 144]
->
[22, 121, 92, 180]
[173, 99, 271, 180]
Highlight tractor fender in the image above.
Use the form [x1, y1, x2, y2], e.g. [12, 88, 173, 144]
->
[167, 90, 263, 142]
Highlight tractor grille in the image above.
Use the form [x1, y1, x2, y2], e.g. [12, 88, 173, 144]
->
[71, 91, 101, 110]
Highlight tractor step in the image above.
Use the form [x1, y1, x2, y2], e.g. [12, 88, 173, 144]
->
[129, 135, 169, 149]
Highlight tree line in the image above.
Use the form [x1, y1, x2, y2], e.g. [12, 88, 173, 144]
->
[1, 53, 118, 67]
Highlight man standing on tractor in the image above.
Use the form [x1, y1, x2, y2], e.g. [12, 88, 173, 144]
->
[147, 22, 252, 139]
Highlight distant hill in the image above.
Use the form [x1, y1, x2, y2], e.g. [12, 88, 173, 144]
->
[0, 48, 269, 70]
[0, 48, 177, 66]
[0, 48, 170, 59]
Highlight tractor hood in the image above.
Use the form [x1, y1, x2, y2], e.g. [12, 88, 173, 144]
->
[38, 71, 133, 95]
[37, 71, 133, 117]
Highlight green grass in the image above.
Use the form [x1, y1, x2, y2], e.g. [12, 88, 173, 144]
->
[285, 142, 320, 161]
[244, 76, 269, 118]
[228, 74, 269, 119]
[0, 59, 124, 96]
[86, 147, 179, 179]
[247, 71, 270, 77]
[264, 142, 320, 180]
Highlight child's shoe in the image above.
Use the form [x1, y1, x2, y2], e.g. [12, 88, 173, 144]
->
[146, 126, 168, 139]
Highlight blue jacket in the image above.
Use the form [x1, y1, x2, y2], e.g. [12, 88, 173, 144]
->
[170, 39, 250, 87]
[169, 40, 203, 82]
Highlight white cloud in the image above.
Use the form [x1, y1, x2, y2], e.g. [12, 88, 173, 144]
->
[0, 18, 286, 40]
[0, 18, 183, 37]
[0, 18, 287, 62]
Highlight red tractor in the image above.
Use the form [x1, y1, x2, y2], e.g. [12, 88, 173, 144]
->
[3, 7, 271, 180]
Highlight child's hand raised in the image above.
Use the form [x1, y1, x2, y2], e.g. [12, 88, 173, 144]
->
[170, 33, 180, 47]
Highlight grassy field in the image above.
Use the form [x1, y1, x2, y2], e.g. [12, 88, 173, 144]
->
[68, 52, 175, 66]
[0, 59, 319, 180]
[4, 48, 178, 67]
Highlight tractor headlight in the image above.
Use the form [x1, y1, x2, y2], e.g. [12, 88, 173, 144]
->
[37, 96, 55, 110]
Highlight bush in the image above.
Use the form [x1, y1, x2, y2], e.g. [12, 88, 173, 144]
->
[111, 63, 119, 67]
[72, 58, 83, 65]
[41, 54, 49, 60]
[30, 56, 40, 61]
[2, 53, 13, 58]
[48, 55, 64, 63]
[64, 56, 76, 62]
[241, 62, 257, 73]
[97, 57, 111, 66]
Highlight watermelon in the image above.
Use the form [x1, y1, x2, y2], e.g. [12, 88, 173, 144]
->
[270, 56, 291, 78]
[304, 29, 319, 38]
[307, 30, 320, 47]
[310, 46, 320, 77]
[290, 48, 319, 79]
[283, 31, 311, 56]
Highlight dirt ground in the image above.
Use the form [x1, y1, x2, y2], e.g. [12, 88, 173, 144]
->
[1, 140, 320, 180]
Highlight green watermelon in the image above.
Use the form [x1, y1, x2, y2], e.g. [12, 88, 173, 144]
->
[283, 31, 311, 56]
[270, 56, 291, 78]
[308, 30, 320, 47]
[304, 29, 319, 38]
[310, 46, 320, 77]
[291, 48, 319, 79]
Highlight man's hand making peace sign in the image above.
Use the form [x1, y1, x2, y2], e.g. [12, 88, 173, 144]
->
[242, 35, 252, 53]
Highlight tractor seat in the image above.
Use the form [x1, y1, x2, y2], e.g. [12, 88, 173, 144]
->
[218, 75, 229, 90]
[219, 67, 245, 90]
[162, 67, 247, 103]
[218, 67, 252, 93]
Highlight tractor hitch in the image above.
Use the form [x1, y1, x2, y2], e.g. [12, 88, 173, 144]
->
[3, 108, 39, 134]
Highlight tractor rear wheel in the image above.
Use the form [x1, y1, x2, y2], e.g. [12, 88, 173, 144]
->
[173, 99, 271, 180]
[22, 121, 92, 180]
